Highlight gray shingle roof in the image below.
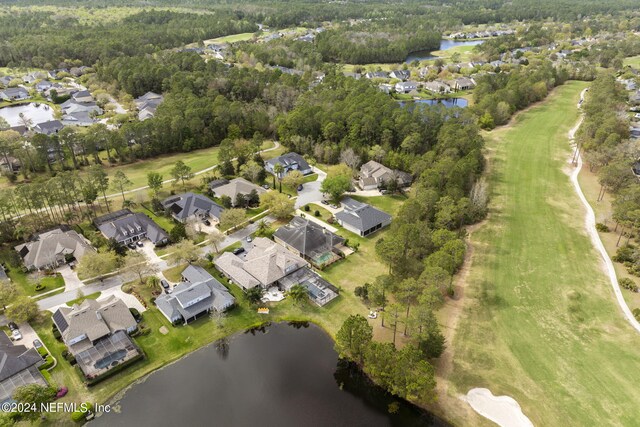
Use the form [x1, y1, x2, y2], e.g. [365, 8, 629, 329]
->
[162, 192, 224, 221]
[14, 226, 95, 270]
[209, 178, 266, 205]
[335, 197, 392, 232]
[156, 265, 235, 323]
[274, 217, 344, 258]
[93, 209, 168, 244]
[0, 334, 43, 382]
[265, 153, 311, 174]
[215, 238, 308, 289]
[52, 296, 137, 355]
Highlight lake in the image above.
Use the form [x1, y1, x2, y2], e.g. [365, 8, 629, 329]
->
[400, 98, 468, 111]
[91, 322, 448, 427]
[0, 103, 54, 127]
[405, 39, 485, 63]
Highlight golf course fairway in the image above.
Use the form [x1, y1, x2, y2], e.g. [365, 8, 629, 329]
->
[450, 81, 640, 426]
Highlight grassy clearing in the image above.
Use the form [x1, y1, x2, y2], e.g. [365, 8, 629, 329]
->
[206, 32, 255, 44]
[162, 263, 188, 283]
[449, 81, 640, 426]
[65, 291, 101, 306]
[623, 55, 640, 68]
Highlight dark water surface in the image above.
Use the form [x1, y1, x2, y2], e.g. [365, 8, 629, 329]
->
[91, 322, 448, 427]
[400, 98, 468, 110]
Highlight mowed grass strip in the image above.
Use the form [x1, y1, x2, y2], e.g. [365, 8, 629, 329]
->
[451, 81, 640, 426]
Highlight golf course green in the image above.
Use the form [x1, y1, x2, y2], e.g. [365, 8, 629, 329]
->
[451, 81, 640, 426]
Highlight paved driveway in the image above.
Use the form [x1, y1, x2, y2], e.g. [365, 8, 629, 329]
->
[57, 265, 83, 292]
[295, 166, 327, 208]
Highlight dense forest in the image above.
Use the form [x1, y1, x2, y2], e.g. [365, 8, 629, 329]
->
[316, 21, 441, 64]
[0, 9, 258, 67]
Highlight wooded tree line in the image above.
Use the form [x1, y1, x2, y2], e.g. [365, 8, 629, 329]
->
[0, 9, 258, 67]
[473, 60, 569, 129]
[315, 20, 441, 64]
[323, 77, 486, 404]
[577, 73, 640, 271]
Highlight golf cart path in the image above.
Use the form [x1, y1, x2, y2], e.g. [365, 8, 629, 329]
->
[569, 88, 640, 334]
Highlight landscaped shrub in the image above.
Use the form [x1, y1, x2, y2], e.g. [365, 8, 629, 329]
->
[613, 245, 635, 263]
[595, 223, 609, 232]
[121, 284, 133, 294]
[304, 205, 310, 212]
[39, 356, 55, 370]
[129, 308, 141, 322]
[619, 278, 639, 292]
[53, 329, 62, 340]
[150, 297, 156, 305]
[64, 352, 76, 365]
[633, 308, 640, 321]
[314, 210, 320, 217]
[61, 350, 69, 358]
[71, 403, 93, 422]
[35, 283, 45, 291]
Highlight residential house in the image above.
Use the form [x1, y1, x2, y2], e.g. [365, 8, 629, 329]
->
[274, 217, 345, 268]
[343, 72, 362, 80]
[335, 197, 392, 237]
[423, 80, 451, 94]
[450, 77, 476, 91]
[48, 69, 69, 79]
[395, 81, 418, 94]
[297, 33, 315, 42]
[378, 83, 393, 94]
[21, 72, 46, 84]
[135, 92, 163, 121]
[93, 209, 169, 246]
[162, 192, 224, 224]
[15, 226, 95, 271]
[60, 99, 103, 116]
[35, 80, 53, 92]
[52, 296, 141, 380]
[71, 90, 93, 103]
[390, 70, 411, 81]
[33, 120, 63, 135]
[358, 160, 412, 190]
[278, 266, 339, 306]
[0, 155, 21, 173]
[265, 152, 313, 176]
[365, 71, 388, 79]
[156, 265, 235, 325]
[0, 333, 46, 405]
[269, 65, 304, 76]
[0, 76, 14, 87]
[69, 66, 90, 77]
[62, 111, 96, 127]
[0, 87, 30, 101]
[209, 178, 266, 207]
[215, 237, 309, 290]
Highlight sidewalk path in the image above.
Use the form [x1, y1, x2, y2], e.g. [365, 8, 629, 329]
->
[569, 87, 640, 334]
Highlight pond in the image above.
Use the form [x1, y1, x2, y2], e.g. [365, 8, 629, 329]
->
[0, 102, 54, 127]
[400, 98, 468, 111]
[91, 322, 448, 427]
[405, 39, 485, 63]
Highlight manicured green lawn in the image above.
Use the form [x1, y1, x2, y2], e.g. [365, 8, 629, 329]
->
[4, 268, 65, 297]
[350, 194, 407, 217]
[623, 55, 640, 68]
[206, 32, 255, 44]
[162, 264, 187, 282]
[450, 81, 640, 426]
[66, 291, 101, 306]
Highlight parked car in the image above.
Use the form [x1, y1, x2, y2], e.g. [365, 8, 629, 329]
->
[321, 200, 329, 205]
[8, 322, 18, 331]
[33, 339, 43, 349]
[11, 329, 22, 341]
[160, 280, 170, 293]
[233, 247, 245, 255]
[136, 241, 144, 247]
[262, 184, 270, 189]
[203, 219, 211, 226]
[127, 243, 136, 249]
[297, 184, 303, 191]
[246, 236, 253, 243]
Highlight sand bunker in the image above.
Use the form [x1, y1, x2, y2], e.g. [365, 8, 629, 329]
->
[462, 388, 534, 427]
